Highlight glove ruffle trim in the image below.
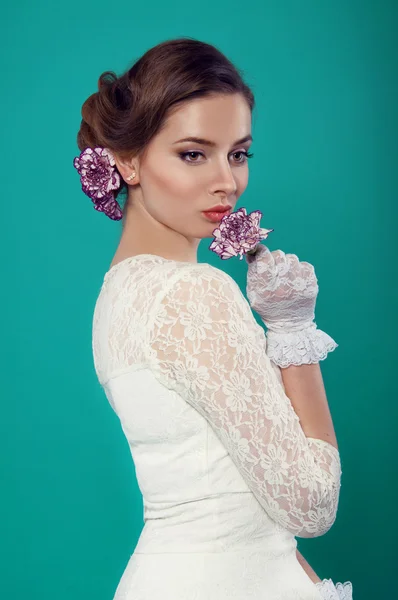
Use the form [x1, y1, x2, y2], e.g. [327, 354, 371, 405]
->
[265, 323, 338, 368]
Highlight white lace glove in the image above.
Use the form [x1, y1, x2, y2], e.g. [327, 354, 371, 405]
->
[315, 578, 353, 600]
[245, 244, 338, 368]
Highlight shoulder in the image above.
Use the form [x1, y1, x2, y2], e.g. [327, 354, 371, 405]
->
[160, 261, 241, 300]
[153, 261, 253, 324]
[100, 256, 245, 314]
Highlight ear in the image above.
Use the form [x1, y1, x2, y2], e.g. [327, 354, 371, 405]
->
[113, 153, 140, 185]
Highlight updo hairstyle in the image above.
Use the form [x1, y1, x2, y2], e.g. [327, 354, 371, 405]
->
[76, 37, 255, 211]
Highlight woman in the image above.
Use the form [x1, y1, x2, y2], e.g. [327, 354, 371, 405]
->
[75, 37, 353, 599]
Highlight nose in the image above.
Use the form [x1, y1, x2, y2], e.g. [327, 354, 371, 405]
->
[210, 158, 238, 197]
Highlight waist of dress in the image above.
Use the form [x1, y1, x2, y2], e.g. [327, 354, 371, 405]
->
[135, 492, 297, 556]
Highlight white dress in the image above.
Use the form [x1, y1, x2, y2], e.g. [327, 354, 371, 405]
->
[92, 254, 351, 600]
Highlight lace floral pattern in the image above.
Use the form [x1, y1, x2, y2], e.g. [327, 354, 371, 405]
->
[245, 244, 339, 366]
[132, 261, 343, 537]
[92, 256, 349, 597]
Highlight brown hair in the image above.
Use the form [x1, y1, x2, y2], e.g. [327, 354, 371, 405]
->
[76, 37, 255, 209]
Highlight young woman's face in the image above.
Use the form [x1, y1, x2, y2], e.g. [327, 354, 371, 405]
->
[133, 93, 252, 241]
[120, 94, 251, 262]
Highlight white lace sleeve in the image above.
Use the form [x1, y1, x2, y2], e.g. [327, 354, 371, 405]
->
[147, 265, 342, 538]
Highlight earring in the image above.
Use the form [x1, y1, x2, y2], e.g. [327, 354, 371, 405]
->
[126, 172, 136, 181]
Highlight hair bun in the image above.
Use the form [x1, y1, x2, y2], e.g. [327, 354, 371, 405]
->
[98, 71, 118, 90]
[98, 71, 131, 111]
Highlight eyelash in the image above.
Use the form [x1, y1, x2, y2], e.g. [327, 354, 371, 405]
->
[179, 150, 254, 164]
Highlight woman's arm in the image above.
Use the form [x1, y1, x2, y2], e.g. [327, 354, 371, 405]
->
[280, 363, 338, 450]
[271, 362, 335, 582]
[278, 359, 336, 582]
[296, 549, 322, 583]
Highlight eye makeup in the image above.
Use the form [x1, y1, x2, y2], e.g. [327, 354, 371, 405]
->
[178, 150, 254, 164]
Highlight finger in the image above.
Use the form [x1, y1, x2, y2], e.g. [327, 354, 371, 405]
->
[272, 250, 290, 276]
[300, 261, 318, 282]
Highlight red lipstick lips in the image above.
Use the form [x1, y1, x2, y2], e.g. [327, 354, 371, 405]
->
[204, 204, 232, 212]
[202, 205, 232, 223]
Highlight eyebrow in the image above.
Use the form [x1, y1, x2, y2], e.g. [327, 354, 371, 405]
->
[173, 134, 253, 147]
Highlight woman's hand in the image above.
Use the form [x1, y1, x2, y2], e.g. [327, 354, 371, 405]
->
[245, 244, 319, 334]
[245, 244, 338, 367]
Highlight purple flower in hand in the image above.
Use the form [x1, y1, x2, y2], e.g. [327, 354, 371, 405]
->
[208, 207, 274, 260]
[73, 147, 123, 220]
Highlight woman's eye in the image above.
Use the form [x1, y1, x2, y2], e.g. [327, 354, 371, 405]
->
[232, 151, 253, 162]
[179, 150, 254, 164]
[180, 151, 203, 162]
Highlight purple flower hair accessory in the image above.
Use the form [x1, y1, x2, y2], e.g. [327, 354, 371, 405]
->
[73, 147, 123, 220]
[208, 207, 274, 260]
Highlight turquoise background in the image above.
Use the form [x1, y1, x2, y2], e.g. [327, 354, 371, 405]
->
[2, 1, 397, 598]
